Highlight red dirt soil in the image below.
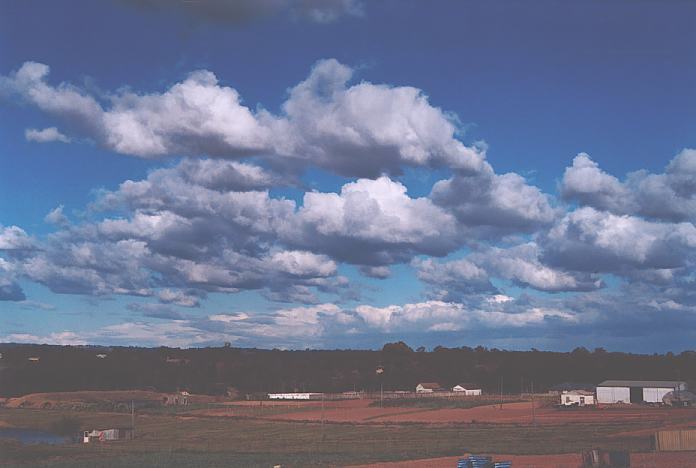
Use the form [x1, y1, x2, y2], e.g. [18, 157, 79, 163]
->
[350, 452, 696, 468]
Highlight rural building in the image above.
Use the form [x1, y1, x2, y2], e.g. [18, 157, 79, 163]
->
[452, 384, 482, 395]
[83, 427, 134, 443]
[596, 380, 687, 404]
[560, 390, 595, 406]
[268, 393, 323, 400]
[416, 382, 442, 393]
[27, 357, 40, 362]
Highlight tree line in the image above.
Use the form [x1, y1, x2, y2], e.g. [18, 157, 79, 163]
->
[0, 342, 694, 397]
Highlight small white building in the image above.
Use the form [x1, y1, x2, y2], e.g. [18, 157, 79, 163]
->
[560, 390, 595, 406]
[452, 385, 482, 396]
[596, 380, 687, 404]
[268, 393, 323, 400]
[416, 382, 442, 393]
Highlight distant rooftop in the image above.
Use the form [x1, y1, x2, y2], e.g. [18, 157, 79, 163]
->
[598, 380, 686, 388]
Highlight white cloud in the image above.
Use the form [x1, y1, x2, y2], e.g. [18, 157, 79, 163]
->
[543, 207, 696, 272]
[431, 169, 557, 235]
[25, 127, 71, 143]
[0, 225, 34, 250]
[287, 176, 460, 264]
[561, 150, 696, 222]
[45, 205, 69, 226]
[2, 59, 486, 178]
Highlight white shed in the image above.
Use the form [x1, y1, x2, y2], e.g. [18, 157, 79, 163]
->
[452, 385, 482, 395]
[596, 380, 687, 404]
[560, 390, 595, 406]
[416, 382, 442, 393]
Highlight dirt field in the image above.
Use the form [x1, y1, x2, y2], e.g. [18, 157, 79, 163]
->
[2, 392, 696, 467]
[196, 398, 696, 427]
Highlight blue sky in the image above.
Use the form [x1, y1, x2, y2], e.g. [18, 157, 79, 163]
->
[1, 0, 696, 351]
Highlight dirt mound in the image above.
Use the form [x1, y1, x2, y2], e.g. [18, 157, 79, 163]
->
[5, 390, 217, 410]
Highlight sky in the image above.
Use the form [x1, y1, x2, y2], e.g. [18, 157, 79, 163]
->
[1, 0, 696, 352]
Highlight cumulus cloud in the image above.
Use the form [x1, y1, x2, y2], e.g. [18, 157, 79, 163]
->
[561, 150, 696, 222]
[264, 59, 487, 177]
[431, 168, 557, 235]
[473, 243, 604, 292]
[45, 205, 69, 226]
[542, 207, 696, 273]
[1, 59, 485, 178]
[413, 257, 494, 301]
[354, 300, 577, 333]
[286, 176, 460, 265]
[25, 127, 71, 143]
[0, 225, 34, 251]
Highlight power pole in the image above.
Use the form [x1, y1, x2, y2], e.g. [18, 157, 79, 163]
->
[499, 376, 503, 409]
[531, 381, 536, 425]
[131, 400, 135, 438]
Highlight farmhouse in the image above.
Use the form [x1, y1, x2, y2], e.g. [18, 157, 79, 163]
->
[596, 380, 687, 404]
[416, 382, 442, 393]
[560, 390, 595, 406]
[452, 384, 482, 395]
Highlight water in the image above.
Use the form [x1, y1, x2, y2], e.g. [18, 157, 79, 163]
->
[0, 427, 71, 445]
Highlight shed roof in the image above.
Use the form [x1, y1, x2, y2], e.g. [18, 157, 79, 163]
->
[417, 382, 442, 389]
[597, 380, 686, 388]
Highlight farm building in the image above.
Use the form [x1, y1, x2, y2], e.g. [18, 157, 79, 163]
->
[83, 427, 134, 443]
[416, 382, 443, 393]
[452, 384, 482, 395]
[268, 393, 323, 400]
[560, 390, 595, 406]
[596, 380, 687, 404]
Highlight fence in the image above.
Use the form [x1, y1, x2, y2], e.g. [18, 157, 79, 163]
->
[655, 429, 696, 451]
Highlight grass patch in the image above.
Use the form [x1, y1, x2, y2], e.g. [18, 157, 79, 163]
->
[0, 407, 655, 467]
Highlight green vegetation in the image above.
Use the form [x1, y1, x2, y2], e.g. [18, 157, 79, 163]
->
[0, 407, 654, 467]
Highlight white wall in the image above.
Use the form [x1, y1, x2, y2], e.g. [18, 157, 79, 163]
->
[596, 386, 630, 404]
[561, 393, 595, 405]
[268, 393, 321, 400]
[643, 387, 675, 403]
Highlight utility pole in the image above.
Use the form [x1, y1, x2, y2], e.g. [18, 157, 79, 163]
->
[499, 376, 504, 409]
[321, 392, 325, 439]
[531, 381, 536, 425]
[131, 400, 135, 438]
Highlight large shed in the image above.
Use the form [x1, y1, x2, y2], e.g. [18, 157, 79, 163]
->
[596, 380, 687, 404]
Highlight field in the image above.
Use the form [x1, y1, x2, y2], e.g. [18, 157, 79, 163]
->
[2, 391, 696, 467]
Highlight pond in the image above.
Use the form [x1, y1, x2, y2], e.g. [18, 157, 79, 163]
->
[0, 427, 72, 445]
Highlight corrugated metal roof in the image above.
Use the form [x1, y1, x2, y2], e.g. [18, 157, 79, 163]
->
[598, 380, 686, 388]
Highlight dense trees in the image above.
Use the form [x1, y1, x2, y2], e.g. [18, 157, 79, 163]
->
[0, 343, 694, 397]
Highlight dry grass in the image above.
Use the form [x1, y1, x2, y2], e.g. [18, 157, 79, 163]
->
[0, 407, 658, 467]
